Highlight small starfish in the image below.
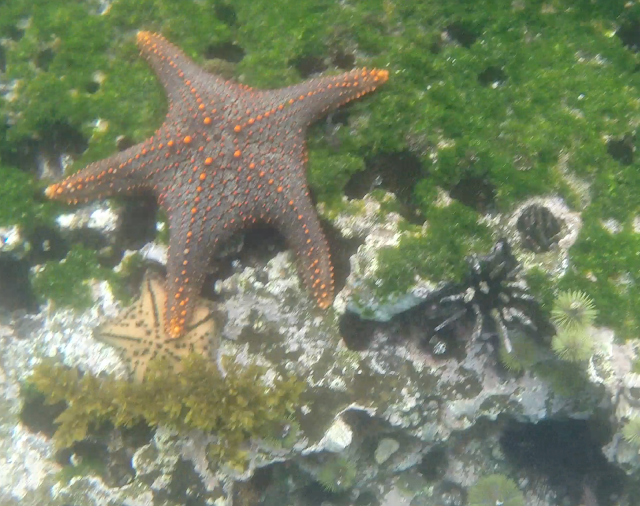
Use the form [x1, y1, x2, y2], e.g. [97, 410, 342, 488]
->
[95, 270, 216, 382]
[46, 31, 388, 337]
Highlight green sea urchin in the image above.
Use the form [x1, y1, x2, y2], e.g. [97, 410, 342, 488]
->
[499, 330, 540, 372]
[551, 290, 597, 332]
[467, 474, 525, 506]
[551, 328, 593, 363]
[622, 417, 640, 447]
[316, 456, 357, 493]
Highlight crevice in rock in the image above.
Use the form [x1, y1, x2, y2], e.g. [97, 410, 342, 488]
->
[478, 65, 507, 87]
[500, 418, 627, 505]
[607, 134, 635, 166]
[116, 195, 158, 251]
[292, 54, 328, 78]
[444, 21, 478, 48]
[0, 255, 38, 312]
[345, 151, 424, 224]
[204, 41, 245, 63]
[449, 171, 496, 213]
[617, 18, 640, 52]
[19, 386, 66, 437]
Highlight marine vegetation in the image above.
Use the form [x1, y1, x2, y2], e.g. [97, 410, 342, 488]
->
[551, 290, 597, 332]
[316, 455, 357, 493]
[467, 474, 525, 506]
[621, 416, 640, 448]
[431, 239, 542, 354]
[27, 355, 305, 468]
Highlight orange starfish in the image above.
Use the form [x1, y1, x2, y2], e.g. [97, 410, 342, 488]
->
[46, 31, 388, 337]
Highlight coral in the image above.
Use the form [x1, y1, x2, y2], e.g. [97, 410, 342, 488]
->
[551, 329, 594, 363]
[551, 290, 597, 332]
[432, 239, 542, 354]
[316, 455, 357, 493]
[621, 417, 640, 447]
[27, 355, 305, 466]
[467, 474, 524, 506]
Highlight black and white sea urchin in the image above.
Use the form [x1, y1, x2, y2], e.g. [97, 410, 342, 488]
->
[433, 239, 542, 354]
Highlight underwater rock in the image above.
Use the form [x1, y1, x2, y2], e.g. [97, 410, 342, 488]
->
[0, 226, 23, 255]
[0, 196, 633, 505]
[317, 416, 353, 453]
[328, 192, 437, 321]
[374, 437, 400, 464]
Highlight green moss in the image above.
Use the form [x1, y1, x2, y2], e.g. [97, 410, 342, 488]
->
[523, 268, 555, 313]
[31, 245, 112, 309]
[0, 164, 60, 229]
[107, 252, 146, 304]
[27, 355, 305, 467]
[374, 201, 492, 296]
[534, 360, 590, 399]
[558, 217, 640, 340]
[56, 453, 106, 485]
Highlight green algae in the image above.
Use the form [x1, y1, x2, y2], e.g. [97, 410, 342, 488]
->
[27, 354, 305, 468]
[374, 200, 492, 295]
[1, 0, 640, 339]
[31, 245, 109, 309]
[0, 164, 59, 229]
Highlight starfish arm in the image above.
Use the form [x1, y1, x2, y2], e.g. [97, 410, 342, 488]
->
[45, 143, 156, 203]
[263, 180, 334, 309]
[136, 31, 240, 114]
[268, 68, 389, 127]
[162, 192, 240, 338]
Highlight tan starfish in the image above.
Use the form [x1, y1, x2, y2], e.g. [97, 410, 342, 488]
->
[95, 270, 216, 382]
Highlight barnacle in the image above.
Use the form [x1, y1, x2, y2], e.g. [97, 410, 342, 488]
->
[467, 474, 525, 506]
[622, 416, 640, 447]
[551, 328, 593, 363]
[433, 239, 541, 354]
[516, 204, 563, 253]
[316, 455, 357, 493]
[551, 290, 597, 332]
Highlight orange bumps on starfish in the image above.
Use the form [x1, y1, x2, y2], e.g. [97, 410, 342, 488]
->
[45, 30, 388, 337]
